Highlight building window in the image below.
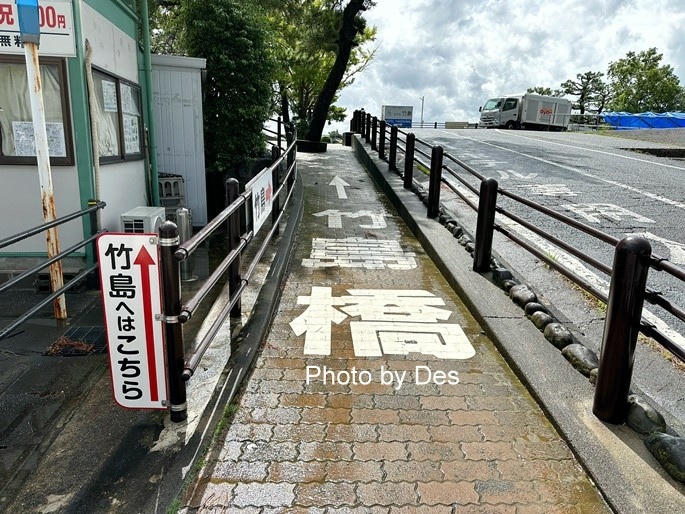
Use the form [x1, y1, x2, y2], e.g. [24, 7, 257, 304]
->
[91, 68, 143, 163]
[0, 55, 74, 165]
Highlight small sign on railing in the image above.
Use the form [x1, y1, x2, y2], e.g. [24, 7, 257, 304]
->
[97, 233, 168, 410]
[246, 168, 274, 235]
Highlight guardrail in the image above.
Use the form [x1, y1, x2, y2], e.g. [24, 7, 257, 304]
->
[0, 201, 106, 340]
[158, 121, 298, 422]
[352, 109, 685, 424]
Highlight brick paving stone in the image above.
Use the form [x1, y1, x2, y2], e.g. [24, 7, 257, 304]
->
[279, 393, 328, 408]
[353, 441, 408, 461]
[212, 461, 269, 482]
[429, 425, 482, 443]
[462, 441, 520, 461]
[232, 483, 296, 508]
[300, 407, 352, 423]
[299, 441, 354, 461]
[271, 422, 326, 442]
[268, 461, 326, 483]
[326, 460, 384, 481]
[295, 482, 356, 507]
[326, 423, 378, 442]
[416, 481, 478, 505]
[377, 424, 430, 442]
[182, 148, 611, 513]
[357, 481, 418, 506]
[383, 460, 443, 482]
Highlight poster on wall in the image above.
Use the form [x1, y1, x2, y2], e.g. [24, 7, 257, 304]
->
[123, 114, 140, 154]
[102, 80, 118, 112]
[12, 121, 66, 157]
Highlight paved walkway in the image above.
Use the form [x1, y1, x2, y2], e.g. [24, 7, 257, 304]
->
[181, 146, 610, 512]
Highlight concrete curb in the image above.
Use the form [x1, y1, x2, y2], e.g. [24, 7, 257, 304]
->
[352, 135, 685, 513]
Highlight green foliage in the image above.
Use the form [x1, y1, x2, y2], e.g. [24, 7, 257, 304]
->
[606, 48, 685, 112]
[262, 0, 376, 134]
[183, 0, 276, 173]
[560, 71, 607, 114]
[526, 86, 564, 97]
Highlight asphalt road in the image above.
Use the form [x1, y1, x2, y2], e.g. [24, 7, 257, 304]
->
[410, 127, 685, 428]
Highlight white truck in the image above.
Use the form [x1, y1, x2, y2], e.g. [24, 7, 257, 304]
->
[478, 93, 572, 131]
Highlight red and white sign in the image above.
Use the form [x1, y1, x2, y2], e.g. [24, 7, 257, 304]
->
[246, 167, 274, 235]
[0, 0, 75, 56]
[97, 233, 167, 409]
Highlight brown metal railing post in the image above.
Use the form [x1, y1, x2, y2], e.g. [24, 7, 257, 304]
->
[427, 145, 443, 218]
[404, 133, 415, 190]
[277, 116, 282, 149]
[379, 120, 386, 159]
[371, 117, 378, 150]
[593, 236, 652, 424]
[159, 221, 187, 422]
[365, 113, 371, 141]
[87, 199, 101, 289]
[389, 125, 398, 171]
[473, 178, 498, 272]
[351, 110, 359, 132]
[271, 147, 281, 236]
[226, 178, 242, 318]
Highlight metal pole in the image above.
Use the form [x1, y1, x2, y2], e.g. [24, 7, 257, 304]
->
[277, 116, 282, 150]
[379, 120, 386, 160]
[473, 178, 499, 272]
[420, 96, 424, 126]
[159, 221, 187, 423]
[404, 133, 415, 190]
[427, 145, 443, 218]
[226, 178, 242, 318]
[177, 208, 194, 281]
[389, 125, 398, 171]
[593, 236, 651, 424]
[87, 199, 101, 289]
[271, 147, 281, 236]
[23, 41, 66, 321]
[371, 117, 378, 150]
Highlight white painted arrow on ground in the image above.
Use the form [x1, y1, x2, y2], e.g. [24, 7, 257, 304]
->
[330, 176, 350, 199]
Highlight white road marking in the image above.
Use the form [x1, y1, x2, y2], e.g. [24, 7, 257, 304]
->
[330, 176, 350, 199]
[563, 203, 654, 224]
[447, 132, 685, 211]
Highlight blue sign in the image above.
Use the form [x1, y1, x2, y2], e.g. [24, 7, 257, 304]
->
[385, 118, 413, 128]
[16, 0, 40, 45]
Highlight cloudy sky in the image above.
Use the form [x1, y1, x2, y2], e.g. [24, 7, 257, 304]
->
[332, 0, 685, 132]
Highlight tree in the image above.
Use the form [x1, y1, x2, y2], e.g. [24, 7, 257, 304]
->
[149, 0, 183, 54]
[606, 48, 685, 112]
[305, 0, 375, 142]
[262, 0, 376, 138]
[526, 86, 564, 97]
[560, 71, 606, 114]
[183, 0, 276, 173]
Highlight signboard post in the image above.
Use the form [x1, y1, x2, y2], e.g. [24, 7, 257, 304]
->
[97, 233, 168, 410]
[16, 0, 66, 320]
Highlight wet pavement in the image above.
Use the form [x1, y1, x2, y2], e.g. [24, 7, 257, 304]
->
[180, 146, 611, 512]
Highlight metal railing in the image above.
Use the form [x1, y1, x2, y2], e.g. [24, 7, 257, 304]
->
[157, 120, 298, 422]
[0, 200, 106, 340]
[353, 109, 685, 424]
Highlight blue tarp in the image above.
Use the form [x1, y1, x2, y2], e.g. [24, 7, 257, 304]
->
[601, 111, 685, 129]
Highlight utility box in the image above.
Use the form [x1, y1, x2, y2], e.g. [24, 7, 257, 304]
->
[120, 206, 165, 234]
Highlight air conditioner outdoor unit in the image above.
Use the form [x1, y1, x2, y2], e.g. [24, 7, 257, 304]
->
[120, 206, 165, 234]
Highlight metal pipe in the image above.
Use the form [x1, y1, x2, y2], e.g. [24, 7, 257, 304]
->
[389, 125, 398, 171]
[140, 0, 160, 206]
[427, 145, 443, 218]
[23, 41, 66, 321]
[379, 120, 386, 159]
[227, 178, 242, 318]
[0, 201, 105, 250]
[404, 133, 415, 190]
[473, 178, 498, 272]
[159, 221, 187, 422]
[593, 236, 652, 424]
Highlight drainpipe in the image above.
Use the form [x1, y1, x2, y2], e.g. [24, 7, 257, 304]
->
[139, 0, 160, 206]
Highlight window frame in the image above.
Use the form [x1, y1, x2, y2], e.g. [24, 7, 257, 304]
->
[91, 67, 145, 165]
[0, 55, 74, 166]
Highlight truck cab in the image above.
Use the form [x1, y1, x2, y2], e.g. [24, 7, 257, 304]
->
[479, 96, 521, 129]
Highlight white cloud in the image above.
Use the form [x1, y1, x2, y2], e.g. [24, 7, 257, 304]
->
[327, 0, 685, 134]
